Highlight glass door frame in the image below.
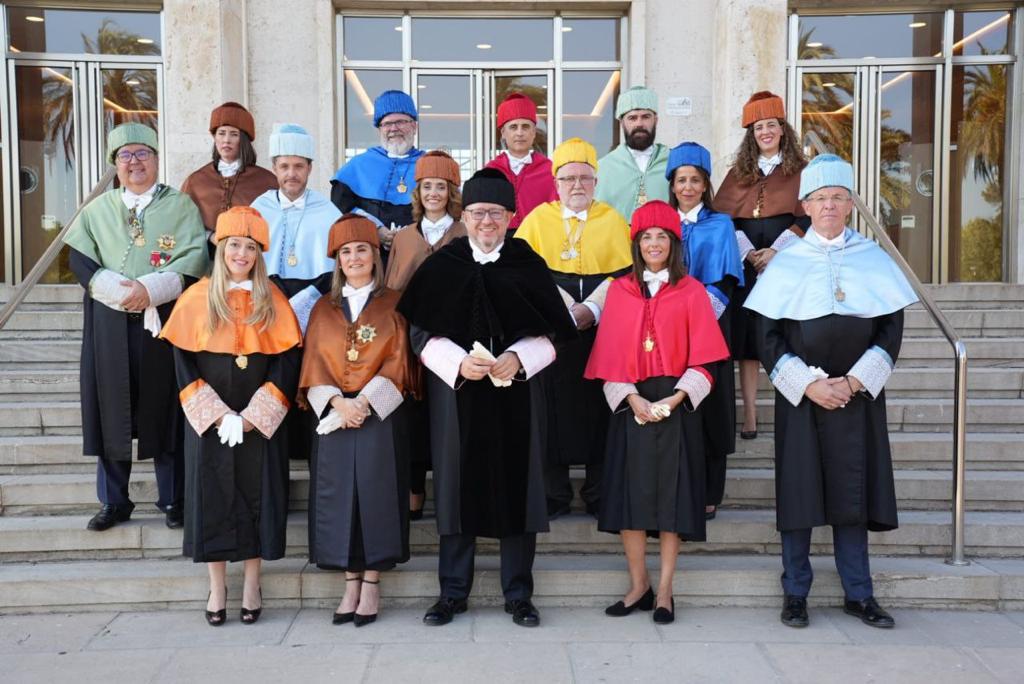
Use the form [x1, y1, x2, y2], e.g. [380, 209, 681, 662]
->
[484, 69, 554, 159]
[410, 67, 484, 174]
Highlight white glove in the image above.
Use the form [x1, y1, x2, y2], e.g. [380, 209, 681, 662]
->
[316, 408, 344, 435]
[89, 269, 133, 310]
[470, 341, 511, 388]
[218, 413, 244, 447]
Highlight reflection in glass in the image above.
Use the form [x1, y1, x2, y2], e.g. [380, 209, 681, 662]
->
[492, 74, 548, 158]
[798, 13, 942, 60]
[344, 70, 403, 162]
[342, 16, 403, 61]
[950, 65, 1006, 282]
[101, 69, 159, 165]
[412, 18, 552, 61]
[562, 18, 619, 61]
[562, 71, 620, 156]
[15, 66, 78, 284]
[415, 74, 476, 176]
[800, 72, 855, 162]
[953, 11, 1011, 57]
[6, 7, 162, 55]
[1, 104, 5, 282]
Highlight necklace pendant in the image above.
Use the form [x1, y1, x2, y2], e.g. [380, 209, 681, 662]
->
[560, 248, 578, 261]
[287, 254, 298, 267]
[235, 354, 248, 370]
[347, 347, 359, 361]
[643, 336, 655, 353]
[134, 235, 146, 247]
[835, 287, 846, 302]
[636, 189, 648, 205]
[397, 181, 407, 194]
[752, 206, 761, 219]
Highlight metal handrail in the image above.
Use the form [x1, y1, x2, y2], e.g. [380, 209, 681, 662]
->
[803, 131, 969, 566]
[0, 168, 117, 330]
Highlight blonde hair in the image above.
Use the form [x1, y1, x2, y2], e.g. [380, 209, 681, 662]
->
[208, 238, 277, 334]
[329, 247, 385, 308]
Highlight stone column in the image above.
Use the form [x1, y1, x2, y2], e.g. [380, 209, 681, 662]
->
[162, 0, 248, 187]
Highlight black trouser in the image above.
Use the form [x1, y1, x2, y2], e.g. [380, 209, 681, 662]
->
[96, 451, 182, 509]
[438, 532, 536, 602]
[544, 461, 602, 511]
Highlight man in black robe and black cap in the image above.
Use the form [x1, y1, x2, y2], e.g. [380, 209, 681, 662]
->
[398, 168, 576, 628]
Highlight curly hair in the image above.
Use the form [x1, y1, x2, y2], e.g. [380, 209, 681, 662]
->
[732, 119, 806, 187]
[411, 181, 463, 223]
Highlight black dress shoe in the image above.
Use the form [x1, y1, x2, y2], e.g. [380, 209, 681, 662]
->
[740, 430, 758, 440]
[206, 587, 227, 627]
[505, 598, 540, 627]
[652, 597, 675, 624]
[240, 588, 262, 625]
[705, 507, 717, 521]
[353, 578, 379, 627]
[423, 597, 467, 626]
[409, 508, 424, 521]
[86, 503, 134, 531]
[843, 597, 895, 628]
[780, 595, 808, 628]
[160, 504, 184, 529]
[605, 587, 655, 616]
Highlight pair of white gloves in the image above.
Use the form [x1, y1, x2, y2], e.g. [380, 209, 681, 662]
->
[218, 414, 245, 447]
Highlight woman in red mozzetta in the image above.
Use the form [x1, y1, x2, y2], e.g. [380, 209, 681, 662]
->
[584, 200, 730, 625]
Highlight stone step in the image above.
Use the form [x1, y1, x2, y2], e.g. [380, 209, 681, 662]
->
[3, 468, 1022, 516]
[0, 397, 1021, 437]
[0, 553, 1020, 613]
[3, 509, 1023, 563]
[0, 284, 83, 305]
[0, 340, 79, 366]
[903, 308, 1024, 337]
[919, 283, 1024, 307]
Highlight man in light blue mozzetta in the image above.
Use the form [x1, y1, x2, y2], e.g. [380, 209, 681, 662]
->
[744, 153, 917, 631]
[330, 89, 425, 253]
[595, 86, 671, 223]
[251, 123, 340, 334]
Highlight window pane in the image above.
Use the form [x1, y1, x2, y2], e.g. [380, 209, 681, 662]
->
[416, 74, 476, 176]
[344, 70, 403, 162]
[798, 13, 942, 60]
[561, 71, 620, 156]
[412, 18, 552, 61]
[949, 64, 1006, 282]
[492, 74, 549, 159]
[6, 7, 161, 55]
[800, 73, 856, 162]
[342, 16, 403, 61]
[562, 18, 619, 61]
[100, 69, 160, 165]
[953, 11, 1012, 57]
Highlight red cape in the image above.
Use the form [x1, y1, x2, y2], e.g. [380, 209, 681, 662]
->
[585, 274, 730, 383]
[484, 152, 558, 229]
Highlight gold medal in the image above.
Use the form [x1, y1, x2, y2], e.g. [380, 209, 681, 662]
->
[644, 336, 655, 352]
[347, 347, 359, 361]
[134, 235, 146, 247]
[287, 254, 298, 267]
[752, 206, 761, 219]
[397, 181, 407, 193]
[637, 190, 648, 205]
[235, 355, 248, 370]
[835, 288, 846, 302]
[560, 249, 578, 261]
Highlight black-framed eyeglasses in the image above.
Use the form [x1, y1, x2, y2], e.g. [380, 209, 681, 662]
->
[465, 208, 507, 221]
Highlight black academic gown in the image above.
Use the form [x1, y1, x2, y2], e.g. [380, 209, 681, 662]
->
[175, 348, 300, 562]
[700, 274, 738, 506]
[330, 181, 413, 233]
[758, 312, 902, 532]
[69, 249, 194, 462]
[398, 237, 578, 539]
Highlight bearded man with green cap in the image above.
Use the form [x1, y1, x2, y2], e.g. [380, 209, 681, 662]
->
[595, 85, 671, 222]
[64, 122, 208, 532]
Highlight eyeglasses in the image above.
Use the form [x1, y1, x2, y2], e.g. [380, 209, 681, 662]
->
[465, 208, 507, 221]
[555, 175, 596, 186]
[806, 194, 853, 204]
[116, 149, 153, 164]
[379, 118, 416, 129]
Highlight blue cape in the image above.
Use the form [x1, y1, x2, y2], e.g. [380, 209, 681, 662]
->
[251, 189, 341, 281]
[333, 146, 424, 206]
[682, 207, 745, 288]
[744, 228, 918, 320]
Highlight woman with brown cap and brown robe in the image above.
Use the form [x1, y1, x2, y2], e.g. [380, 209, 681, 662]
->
[384, 150, 466, 520]
[715, 91, 809, 440]
[300, 215, 415, 627]
[181, 102, 278, 248]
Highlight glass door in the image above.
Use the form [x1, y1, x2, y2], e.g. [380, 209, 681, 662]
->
[411, 69, 480, 179]
[486, 70, 552, 159]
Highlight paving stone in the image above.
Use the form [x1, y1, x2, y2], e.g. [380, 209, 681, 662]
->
[968, 647, 1024, 684]
[283, 606, 472, 645]
[366, 642, 572, 682]
[0, 648, 175, 684]
[655, 606, 849, 644]
[472, 605, 661, 642]
[0, 612, 116, 654]
[87, 608, 300, 650]
[153, 644, 372, 684]
[569, 642, 779, 684]
[762, 643, 998, 683]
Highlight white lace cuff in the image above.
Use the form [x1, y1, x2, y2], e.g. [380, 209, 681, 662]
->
[506, 336, 556, 379]
[137, 271, 183, 307]
[289, 285, 321, 335]
[706, 288, 727, 320]
[307, 384, 342, 418]
[88, 269, 131, 310]
[421, 337, 468, 389]
[769, 353, 816, 407]
[847, 345, 894, 399]
[603, 381, 638, 413]
[240, 382, 290, 438]
[675, 367, 713, 410]
[180, 381, 232, 435]
[736, 230, 755, 262]
[359, 375, 404, 419]
[770, 228, 799, 252]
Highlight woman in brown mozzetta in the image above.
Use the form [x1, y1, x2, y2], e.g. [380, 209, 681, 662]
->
[301, 215, 414, 627]
[181, 102, 278, 248]
[384, 150, 466, 520]
[715, 91, 809, 440]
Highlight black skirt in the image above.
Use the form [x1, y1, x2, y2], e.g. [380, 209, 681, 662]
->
[598, 376, 708, 541]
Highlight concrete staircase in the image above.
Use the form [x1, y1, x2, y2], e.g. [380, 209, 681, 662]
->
[2, 283, 1024, 614]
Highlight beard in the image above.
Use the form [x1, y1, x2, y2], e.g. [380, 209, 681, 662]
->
[381, 133, 414, 156]
[625, 124, 656, 150]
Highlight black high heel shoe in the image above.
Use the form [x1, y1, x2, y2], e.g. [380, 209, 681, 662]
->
[205, 587, 227, 627]
[353, 578, 380, 627]
[240, 587, 262, 625]
[604, 586, 655, 616]
[333, 576, 361, 625]
[653, 597, 675, 624]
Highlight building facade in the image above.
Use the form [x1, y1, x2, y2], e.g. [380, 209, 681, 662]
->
[1, 0, 1021, 285]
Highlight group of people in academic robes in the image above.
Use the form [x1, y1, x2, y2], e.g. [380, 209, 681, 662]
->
[62, 79, 918, 632]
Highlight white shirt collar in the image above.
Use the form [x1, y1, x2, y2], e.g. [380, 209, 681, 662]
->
[561, 206, 589, 222]
[279, 190, 306, 210]
[228, 280, 253, 291]
[643, 268, 669, 296]
[121, 183, 158, 211]
[811, 227, 847, 248]
[218, 159, 241, 177]
[758, 153, 782, 176]
[341, 281, 375, 319]
[677, 203, 703, 224]
[387, 151, 410, 159]
[504, 150, 533, 176]
[470, 239, 504, 264]
[421, 214, 454, 247]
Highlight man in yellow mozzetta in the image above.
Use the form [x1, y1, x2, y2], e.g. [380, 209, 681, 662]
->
[515, 137, 632, 519]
